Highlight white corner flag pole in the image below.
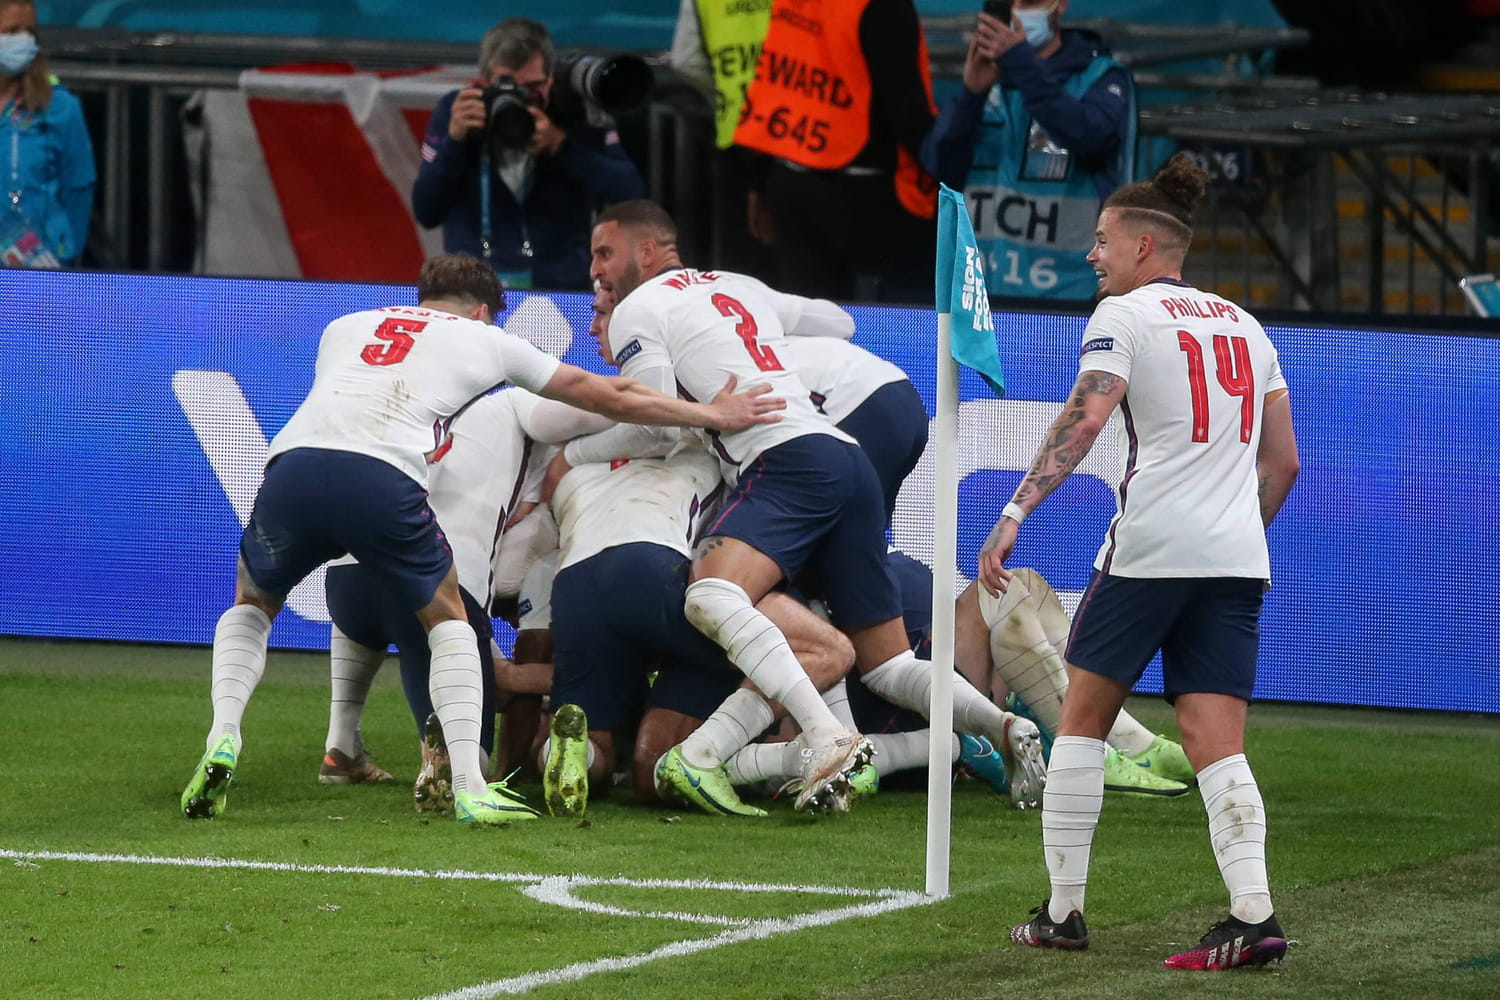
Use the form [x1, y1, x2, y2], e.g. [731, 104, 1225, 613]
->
[925, 311, 959, 898]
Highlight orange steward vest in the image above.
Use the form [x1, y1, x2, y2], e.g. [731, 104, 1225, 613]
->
[733, 0, 937, 218]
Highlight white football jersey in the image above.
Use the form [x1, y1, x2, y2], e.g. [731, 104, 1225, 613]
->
[268, 306, 561, 487]
[425, 389, 533, 602]
[552, 443, 723, 571]
[777, 337, 910, 424]
[1077, 279, 1288, 579]
[606, 268, 852, 473]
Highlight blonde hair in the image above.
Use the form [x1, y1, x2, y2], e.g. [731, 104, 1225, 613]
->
[2, 1, 52, 113]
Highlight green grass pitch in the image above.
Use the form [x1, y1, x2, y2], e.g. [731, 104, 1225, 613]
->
[1, 638, 1497, 1000]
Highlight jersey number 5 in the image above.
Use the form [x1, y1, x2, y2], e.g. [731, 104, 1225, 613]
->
[1178, 331, 1255, 443]
[361, 317, 426, 366]
[712, 293, 782, 372]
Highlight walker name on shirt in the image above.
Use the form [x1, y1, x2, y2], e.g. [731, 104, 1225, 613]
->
[662, 271, 721, 290]
[1160, 295, 1240, 323]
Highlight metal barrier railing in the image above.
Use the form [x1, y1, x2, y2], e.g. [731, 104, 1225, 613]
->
[46, 29, 1500, 315]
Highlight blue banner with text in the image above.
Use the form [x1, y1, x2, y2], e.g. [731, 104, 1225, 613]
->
[1, 270, 1494, 713]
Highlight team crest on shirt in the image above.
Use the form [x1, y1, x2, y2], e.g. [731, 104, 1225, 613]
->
[615, 339, 643, 365]
[1080, 337, 1114, 355]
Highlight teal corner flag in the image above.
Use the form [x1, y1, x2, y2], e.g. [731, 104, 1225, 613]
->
[935, 184, 1005, 397]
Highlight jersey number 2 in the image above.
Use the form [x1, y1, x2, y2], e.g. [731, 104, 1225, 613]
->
[1178, 331, 1254, 443]
[361, 318, 426, 366]
[712, 293, 782, 372]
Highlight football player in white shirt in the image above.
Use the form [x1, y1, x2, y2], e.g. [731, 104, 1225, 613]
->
[775, 335, 927, 527]
[981, 155, 1301, 969]
[180, 253, 785, 825]
[318, 386, 591, 813]
[533, 287, 855, 818]
[589, 200, 1045, 813]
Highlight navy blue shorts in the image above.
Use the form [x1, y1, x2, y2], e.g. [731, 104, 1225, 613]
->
[324, 563, 496, 745]
[242, 448, 452, 613]
[551, 542, 741, 731]
[835, 380, 928, 525]
[1067, 572, 1265, 701]
[706, 435, 901, 631]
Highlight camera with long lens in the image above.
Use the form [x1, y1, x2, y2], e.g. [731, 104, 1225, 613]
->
[547, 52, 654, 122]
[481, 74, 542, 148]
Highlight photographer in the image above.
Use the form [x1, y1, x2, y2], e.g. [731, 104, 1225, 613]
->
[411, 18, 645, 291]
[924, 0, 1136, 301]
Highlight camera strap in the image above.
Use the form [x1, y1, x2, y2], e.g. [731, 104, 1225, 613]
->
[478, 144, 535, 288]
[479, 145, 494, 264]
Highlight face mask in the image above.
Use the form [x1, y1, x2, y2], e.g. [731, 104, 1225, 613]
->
[0, 32, 38, 77]
[1015, 5, 1056, 49]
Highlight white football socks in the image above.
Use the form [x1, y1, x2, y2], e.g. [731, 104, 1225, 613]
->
[326, 626, 384, 755]
[822, 679, 857, 729]
[1042, 735, 1106, 922]
[208, 604, 273, 750]
[1199, 753, 1274, 924]
[684, 577, 842, 741]
[724, 741, 800, 786]
[870, 729, 955, 776]
[1105, 712, 1156, 756]
[427, 619, 486, 794]
[682, 687, 776, 769]
[860, 649, 1014, 746]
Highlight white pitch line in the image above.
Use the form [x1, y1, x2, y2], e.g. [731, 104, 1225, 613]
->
[418, 891, 935, 1000]
[0, 848, 540, 884]
[2, 847, 935, 998]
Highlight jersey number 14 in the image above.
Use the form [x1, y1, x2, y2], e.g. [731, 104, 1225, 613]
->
[1178, 331, 1254, 444]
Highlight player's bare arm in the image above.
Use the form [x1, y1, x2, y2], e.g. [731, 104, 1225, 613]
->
[977, 370, 1126, 596]
[1255, 388, 1300, 526]
[539, 365, 784, 433]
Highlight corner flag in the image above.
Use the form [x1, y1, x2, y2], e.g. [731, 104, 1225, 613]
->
[935, 184, 1005, 397]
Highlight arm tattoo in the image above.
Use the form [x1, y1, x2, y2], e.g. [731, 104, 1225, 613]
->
[1011, 372, 1121, 510]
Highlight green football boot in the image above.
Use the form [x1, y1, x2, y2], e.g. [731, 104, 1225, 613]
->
[655, 745, 767, 817]
[1103, 745, 1190, 798]
[182, 734, 238, 819]
[543, 703, 591, 818]
[1122, 734, 1196, 785]
[454, 778, 540, 824]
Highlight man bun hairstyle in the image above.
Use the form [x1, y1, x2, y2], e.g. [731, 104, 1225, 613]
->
[418, 253, 505, 318]
[1102, 152, 1209, 252]
[596, 199, 678, 247]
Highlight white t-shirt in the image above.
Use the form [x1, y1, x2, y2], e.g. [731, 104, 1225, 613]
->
[777, 337, 910, 424]
[268, 306, 561, 487]
[1078, 280, 1288, 579]
[605, 268, 852, 473]
[552, 443, 723, 571]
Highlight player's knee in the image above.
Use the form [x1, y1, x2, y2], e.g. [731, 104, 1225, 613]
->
[977, 569, 1032, 631]
[683, 577, 753, 640]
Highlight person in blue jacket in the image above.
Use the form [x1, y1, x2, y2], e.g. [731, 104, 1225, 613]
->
[410, 18, 644, 292]
[0, 0, 95, 268]
[924, 1, 1135, 301]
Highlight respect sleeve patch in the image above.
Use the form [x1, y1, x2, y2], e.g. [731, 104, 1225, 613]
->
[1080, 336, 1114, 355]
[615, 339, 643, 365]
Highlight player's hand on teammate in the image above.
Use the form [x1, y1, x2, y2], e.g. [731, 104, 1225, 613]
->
[709, 375, 784, 432]
[977, 517, 1019, 597]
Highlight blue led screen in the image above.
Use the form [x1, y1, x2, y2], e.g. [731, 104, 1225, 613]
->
[1, 269, 1495, 713]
